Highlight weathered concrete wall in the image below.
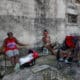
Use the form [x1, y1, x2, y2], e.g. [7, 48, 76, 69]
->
[0, 0, 56, 47]
[65, 0, 80, 36]
[77, 3, 80, 28]
[0, 0, 36, 47]
[55, 0, 66, 43]
[0, 0, 80, 47]
[0, 0, 58, 47]
[34, 0, 57, 47]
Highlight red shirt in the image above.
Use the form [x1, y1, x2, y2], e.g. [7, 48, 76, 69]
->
[4, 37, 18, 52]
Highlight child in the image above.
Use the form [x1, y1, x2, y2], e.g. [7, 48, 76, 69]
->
[42, 29, 54, 55]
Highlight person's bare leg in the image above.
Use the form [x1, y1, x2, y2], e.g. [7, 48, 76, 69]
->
[14, 55, 20, 72]
[9, 56, 15, 65]
[58, 50, 64, 61]
[65, 49, 71, 60]
[46, 45, 54, 55]
[15, 55, 19, 64]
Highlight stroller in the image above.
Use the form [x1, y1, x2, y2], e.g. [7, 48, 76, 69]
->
[19, 49, 39, 68]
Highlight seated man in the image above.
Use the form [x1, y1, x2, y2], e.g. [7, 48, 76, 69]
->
[42, 29, 54, 55]
[2, 32, 28, 71]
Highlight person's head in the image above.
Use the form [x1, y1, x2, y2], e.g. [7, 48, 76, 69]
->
[43, 29, 49, 36]
[7, 32, 13, 38]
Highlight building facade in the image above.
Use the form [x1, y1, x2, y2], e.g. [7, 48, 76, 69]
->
[52, 0, 80, 43]
[0, 0, 80, 47]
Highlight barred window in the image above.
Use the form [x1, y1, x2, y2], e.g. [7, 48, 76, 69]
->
[68, 14, 77, 23]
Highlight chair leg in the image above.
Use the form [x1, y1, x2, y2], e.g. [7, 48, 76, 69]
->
[4, 55, 7, 72]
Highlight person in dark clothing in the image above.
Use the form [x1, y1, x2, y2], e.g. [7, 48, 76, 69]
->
[58, 35, 76, 63]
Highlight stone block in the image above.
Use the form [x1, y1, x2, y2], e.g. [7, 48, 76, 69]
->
[31, 65, 50, 73]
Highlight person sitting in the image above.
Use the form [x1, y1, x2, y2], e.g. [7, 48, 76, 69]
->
[2, 32, 28, 71]
[42, 29, 54, 55]
[75, 36, 80, 64]
[58, 35, 76, 63]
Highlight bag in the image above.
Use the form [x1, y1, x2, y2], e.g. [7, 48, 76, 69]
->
[65, 36, 75, 48]
[19, 54, 34, 65]
[33, 50, 39, 59]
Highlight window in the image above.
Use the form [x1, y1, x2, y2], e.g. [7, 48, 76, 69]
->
[67, 14, 77, 23]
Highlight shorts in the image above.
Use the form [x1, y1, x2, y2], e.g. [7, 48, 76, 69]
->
[6, 49, 19, 57]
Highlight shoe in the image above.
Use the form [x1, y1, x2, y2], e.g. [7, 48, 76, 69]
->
[14, 63, 20, 72]
[64, 59, 69, 63]
[59, 58, 64, 62]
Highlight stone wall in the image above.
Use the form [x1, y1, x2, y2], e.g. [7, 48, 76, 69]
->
[0, 0, 80, 47]
[0, 0, 58, 47]
[0, 0, 36, 47]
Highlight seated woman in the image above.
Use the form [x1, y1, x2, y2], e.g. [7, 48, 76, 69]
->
[2, 32, 28, 71]
[42, 29, 54, 55]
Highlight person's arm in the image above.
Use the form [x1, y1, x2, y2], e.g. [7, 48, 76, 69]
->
[49, 36, 51, 43]
[15, 38, 29, 46]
